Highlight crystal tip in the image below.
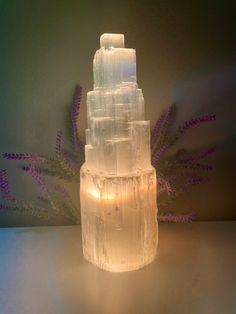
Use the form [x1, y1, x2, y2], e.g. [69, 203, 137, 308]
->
[100, 33, 125, 49]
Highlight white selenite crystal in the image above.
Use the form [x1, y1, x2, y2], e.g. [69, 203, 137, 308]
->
[80, 33, 158, 272]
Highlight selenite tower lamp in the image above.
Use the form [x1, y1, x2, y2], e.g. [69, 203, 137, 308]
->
[80, 33, 158, 272]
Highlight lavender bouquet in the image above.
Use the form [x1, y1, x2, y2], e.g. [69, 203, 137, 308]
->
[0, 86, 216, 224]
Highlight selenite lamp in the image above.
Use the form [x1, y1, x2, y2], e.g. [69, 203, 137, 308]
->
[80, 33, 158, 272]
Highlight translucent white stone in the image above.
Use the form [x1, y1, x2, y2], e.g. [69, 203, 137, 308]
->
[131, 121, 151, 171]
[80, 34, 158, 272]
[80, 167, 158, 272]
[100, 33, 124, 49]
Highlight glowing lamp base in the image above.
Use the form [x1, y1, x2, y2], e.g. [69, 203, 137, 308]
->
[80, 165, 158, 272]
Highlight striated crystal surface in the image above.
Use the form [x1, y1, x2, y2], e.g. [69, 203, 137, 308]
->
[80, 33, 158, 272]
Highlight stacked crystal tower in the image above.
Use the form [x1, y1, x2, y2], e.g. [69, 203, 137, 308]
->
[80, 34, 158, 272]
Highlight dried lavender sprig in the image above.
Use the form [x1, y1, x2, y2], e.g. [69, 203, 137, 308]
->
[22, 165, 49, 194]
[0, 204, 10, 211]
[167, 171, 210, 188]
[151, 112, 166, 146]
[157, 173, 209, 205]
[158, 212, 195, 223]
[157, 188, 183, 207]
[62, 149, 81, 167]
[70, 85, 83, 151]
[152, 142, 170, 166]
[22, 165, 64, 213]
[157, 174, 173, 196]
[55, 130, 63, 157]
[180, 147, 215, 162]
[178, 114, 216, 134]
[151, 104, 176, 153]
[188, 175, 210, 185]
[53, 184, 70, 199]
[39, 157, 80, 182]
[153, 114, 216, 163]
[180, 162, 213, 171]
[152, 113, 216, 164]
[0, 202, 53, 220]
[155, 149, 214, 176]
[2, 153, 46, 163]
[0, 169, 12, 199]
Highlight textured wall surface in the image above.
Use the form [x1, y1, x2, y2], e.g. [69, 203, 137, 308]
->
[0, 0, 235, 226]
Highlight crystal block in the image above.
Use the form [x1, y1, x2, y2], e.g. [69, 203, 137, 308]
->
[104, 138, 132, 175]
[100, 33, 124, 49]
[80, 33, 158, 272]
[93, 48, 136, 88]
[131, 121, 151, 171]
[80, 167, 158, 272]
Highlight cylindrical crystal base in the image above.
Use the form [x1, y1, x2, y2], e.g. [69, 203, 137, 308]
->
[80, 165, 158, 272]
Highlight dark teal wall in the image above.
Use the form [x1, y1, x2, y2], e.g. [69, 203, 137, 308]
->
[0, 0, 235, 226]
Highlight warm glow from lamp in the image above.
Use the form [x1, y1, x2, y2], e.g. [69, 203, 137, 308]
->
[88, 189, 115, 200]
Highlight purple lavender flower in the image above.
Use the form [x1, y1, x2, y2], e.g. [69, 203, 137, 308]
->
[2, 153, 45, 163]
[70, 85, 83, 151]
[152, 142, 170, 166]
[151, 112, 166, 146]
[181, 163, 213, 171]
[151, 104, 176, 148]
[171, 171, 210, 187]
[151, 104, 177, 166]
[158, 212, 195, 223]
[0, 204, 10, 211]
[181, 147, 215, 162]
[0, 169, 12, 199]
[187, 175, 210, 185]
[178, 114, 216, 134]
[55, 130, 63, 157]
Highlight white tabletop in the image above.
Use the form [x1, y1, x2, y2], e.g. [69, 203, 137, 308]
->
[0, 221, 235, 314]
